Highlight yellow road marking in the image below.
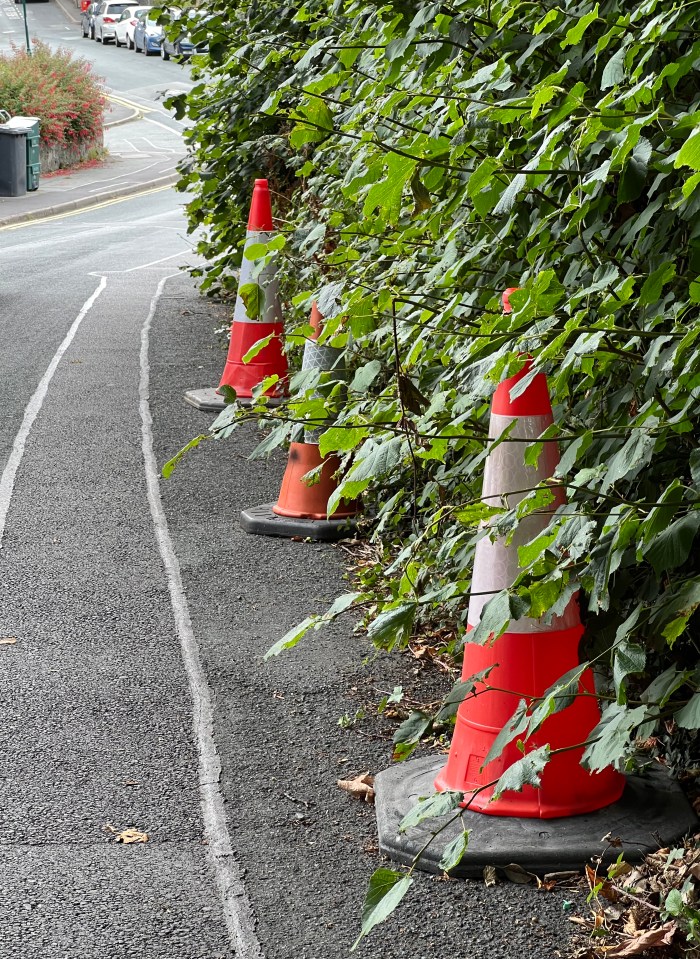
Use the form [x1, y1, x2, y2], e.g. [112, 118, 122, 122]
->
[106, 93, 154, 115]
[0, 184, 175, 232]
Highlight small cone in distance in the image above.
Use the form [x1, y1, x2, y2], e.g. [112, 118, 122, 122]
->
[240, 303, 358, 540]
[184, 179, 287, 411]
[433, 356, 625, 817]
[218, 179, 287, 403]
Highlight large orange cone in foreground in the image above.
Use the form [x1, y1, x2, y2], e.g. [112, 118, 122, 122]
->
[433, 354, 625, 816]
[240, 303, 358, 541]
[185, 179, 287, 411]
[373, 289, 696, 876]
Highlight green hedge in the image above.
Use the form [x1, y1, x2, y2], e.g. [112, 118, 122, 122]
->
[172, 0, 700, 817]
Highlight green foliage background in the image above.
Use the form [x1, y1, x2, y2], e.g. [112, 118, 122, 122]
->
[170, 0, 700, 798]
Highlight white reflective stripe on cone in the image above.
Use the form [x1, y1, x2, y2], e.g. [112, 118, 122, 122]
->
[232, 230, 283, 325]
[467, 410, 577, 633]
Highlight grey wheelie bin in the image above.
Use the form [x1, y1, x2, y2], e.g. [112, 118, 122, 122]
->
[3, 116, 40, 191]
[0, 118, 27, 197]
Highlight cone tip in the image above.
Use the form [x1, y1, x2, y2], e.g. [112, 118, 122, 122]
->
[248, 179, 273, 231]
[492, 360, 552, 417]
[502, 287, 519, 314]
[309, 301, 323, 342]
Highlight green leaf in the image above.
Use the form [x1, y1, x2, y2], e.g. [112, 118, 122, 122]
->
[399, 790, 464, 832]
[242, 332, 274, 364]
[367, 602, 416, 650]
[642, 665, 694, 707]
[613, 640, 646, 704]
[601, 47, 625, 89]
[639, 261, 676, 305]
[350, 360, 382, 392]
[352, 869, 413, 952]
[582, 704, 647, 772]
[264, 615, 317, 659]
[561, 5, 599, 48]
[644, 512, 700, 576]
[492, 745, 550, 799]
[318, 426, 369, 456]
[675, 132, 700, 171]
[392, 711, 432, 761]
[466, 590, 527, 649]
[482, 699, 530, 767]
[454, 503, 505, 525]
[239, 283, 263, 320]
[438, 831, 470, 873]
[435, 670, 495, 722]
[675, 693, 700, 729]
[161, 434, 209, 479]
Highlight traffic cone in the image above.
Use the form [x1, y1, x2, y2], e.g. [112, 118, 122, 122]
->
[185, 179, 287, 411]
[432, 357, 625, 816]
[240, 303, 359, 542]
[373, 291, 696, 876]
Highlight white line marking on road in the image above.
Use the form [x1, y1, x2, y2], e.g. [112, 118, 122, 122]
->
[110, 250, 196, 273]
[0, 276, 107, 548]
[139, 274, 263, 959]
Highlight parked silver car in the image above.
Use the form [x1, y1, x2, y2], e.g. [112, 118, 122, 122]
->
[94, 0, 132, 43]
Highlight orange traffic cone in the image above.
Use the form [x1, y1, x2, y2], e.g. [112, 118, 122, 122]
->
[432, 357, 624, 816]
[240, 303, 359, 541]
[185, 179, 288, 411]
[373, 289, 695, 876]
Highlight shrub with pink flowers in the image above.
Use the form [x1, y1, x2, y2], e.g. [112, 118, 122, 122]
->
[0, 42, 105, 146]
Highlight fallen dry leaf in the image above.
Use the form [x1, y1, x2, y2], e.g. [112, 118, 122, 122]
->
[337, 772, 375, 803]
[604, 921, 676, 956]
[483, 865, 497, 887]
[0, 638, 17, 645]
[503, 862, 537, 884]
[115, 828, 149, 844]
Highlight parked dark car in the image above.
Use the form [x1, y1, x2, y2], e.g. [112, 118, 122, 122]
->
[160, 9, 208, 60]
[81, 1, 99, 38]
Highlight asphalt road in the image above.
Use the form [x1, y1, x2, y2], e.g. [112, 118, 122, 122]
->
[0, 4, 591, 957]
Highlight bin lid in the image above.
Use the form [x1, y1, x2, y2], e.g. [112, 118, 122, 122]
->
[2, 116, 39, 131]
[0, 124, 27, 135]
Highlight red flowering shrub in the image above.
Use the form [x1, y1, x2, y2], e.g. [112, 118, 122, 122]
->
[0, 42, 105, 146]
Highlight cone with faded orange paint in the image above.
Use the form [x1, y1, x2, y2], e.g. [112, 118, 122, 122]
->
[240, 303, 359, 541]
[372, 289, 695, 876]
[185, 179, 287, 411]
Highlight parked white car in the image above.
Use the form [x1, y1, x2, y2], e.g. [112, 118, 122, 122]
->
[115, 5, 151, 48]
[94, 0, 132, 42]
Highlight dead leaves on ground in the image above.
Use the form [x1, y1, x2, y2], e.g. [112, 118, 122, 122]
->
[103, 824, 149, 844]
[572, 833, 700, 957]
[337, 772, 375, 804]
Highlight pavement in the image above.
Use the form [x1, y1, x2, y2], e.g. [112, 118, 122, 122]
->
[0, 99, 181, 228]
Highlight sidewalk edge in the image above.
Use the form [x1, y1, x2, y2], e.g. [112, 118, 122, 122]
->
[0, 172, 181, 228]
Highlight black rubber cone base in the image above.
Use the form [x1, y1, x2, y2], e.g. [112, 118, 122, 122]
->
[240, 503, 357, 542]
[184, 388, 287, 412]
[375, 756, 697, 878]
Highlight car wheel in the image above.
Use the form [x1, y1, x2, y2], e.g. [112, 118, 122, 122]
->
[160, 44, 169, 61]
[127, 35, 133, 49]
[115, 35, 122, 46]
